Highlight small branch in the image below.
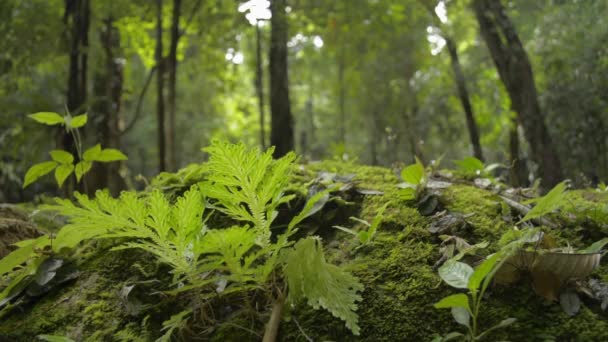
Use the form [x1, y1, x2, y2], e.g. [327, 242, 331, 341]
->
[178, 0, 203, 38]
[121, 66, 156, 135]
[262, 293, 286, 342]
[293, 316, 313, 342]
[498, 195, 556, 228]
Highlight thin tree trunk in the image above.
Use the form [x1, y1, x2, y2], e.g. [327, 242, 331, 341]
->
[269, 0, 294, 158]
[155, 0, 167, 173]
[445, 37, 484, 161]
[167, 0, 181, 172]
[62, 0, 90, 194]
[473, 0, 562, 188]
[93, 17, 126, 195]
[508, 117, 527, 187]
[338, 51, 346, 145]
[255, 23, 266, 149]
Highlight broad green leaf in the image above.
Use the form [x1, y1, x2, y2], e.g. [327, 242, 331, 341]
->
[468, 253, 500, 292]
[451, 306, 470, 327]
[358, 231, 370, 243]
[441, 332, 465, 341]
[477, 317, 516, 340]
[83, 144, 102, 161]
[434, 293, 471, 312]
[401, 159, 425, 185]
[68, 113, 87, 128]
[55, 164, 74, 187]
[0, 236, 49, 276]
[96, 148, 128, 162]
[75, 161, 93, 182]
[438, 261, 473, 289]
[454, 156, 485, 175]
[580, 238, 608, 253]
[49, 150, 74, 164]
[400, 187, 416, 201]
[521, 181, 567, 222]
[23, 161, 58, 188]
[37, 335, 76, 342]
[28, 112, 64, 126]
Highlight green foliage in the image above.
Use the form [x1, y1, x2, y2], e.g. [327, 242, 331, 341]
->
[520, 181, 568, 222]
[37, 335, 76, 342]
[23, 112, 127, 189]
[200, 141, 297, 245]
[398, 157, 427, 201]
[454, 157, 501, 178]
[284, 237, 364, 335]
[333, 202, 390, 244]
[155, 309, 192, 342]
[435, 248, 516, 341]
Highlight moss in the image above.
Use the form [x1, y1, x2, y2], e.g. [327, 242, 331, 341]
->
[440, 184, 511, 243]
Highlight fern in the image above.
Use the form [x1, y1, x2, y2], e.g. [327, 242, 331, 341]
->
[201, 141, 296, 245]
[284, 237, 364, 335]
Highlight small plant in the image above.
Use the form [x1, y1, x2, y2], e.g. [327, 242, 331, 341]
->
[23, 111, 127, 189]
[520, 180, 568, 223]
[434, 253, 515, 341]
[453, 157, 501, 179]
[333, 202, 390, 245]
[398, 157, 427, 201]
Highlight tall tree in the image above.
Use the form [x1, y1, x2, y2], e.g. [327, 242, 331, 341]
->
[269, 0, 294, 157]
[90, 17, 126, 195]
[166, 0, 181, 172]
[155, 0, 167, 172]
[255, 23, 266, 149]
[472, 0, 562, 187]
[62, 0, 90, 150]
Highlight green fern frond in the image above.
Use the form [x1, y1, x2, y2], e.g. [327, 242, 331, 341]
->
[284, 237, 364, 335]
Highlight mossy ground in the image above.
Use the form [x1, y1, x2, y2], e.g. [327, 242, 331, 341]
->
[1, 161, 607, 341]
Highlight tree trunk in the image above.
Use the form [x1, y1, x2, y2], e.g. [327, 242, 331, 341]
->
[167, 0, 181, 172]
[155, 0, 167, 172]
[338, 50, 346, 146]
[90, 17, 126, 196]
[472, 0, 562, 188]
[508, 117, 528, 187]
[255, 23, 266, 149]
[269, 0, 294, 158]
[445, 37, 484, 161]
[62, 0, 90, 194]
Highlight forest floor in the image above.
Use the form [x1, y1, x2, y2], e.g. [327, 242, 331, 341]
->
[1, 160, 608, 341]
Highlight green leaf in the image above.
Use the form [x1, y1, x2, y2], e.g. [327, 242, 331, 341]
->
[454, 156, 485, 175]
[401, 159, 425, 185]
[37, 335, 76, 342]
[28, 112, 64, 126]
[358, 231, 370, 243]
[521, 181, 568, 222]
[477, 317, 516, 340]
[95, 148, 128, 162]
[23, 161, 58, 188]
[468, 253, 500, 292]
[49, 150, 74, 164]
[68, 113, 87, 128]
[451, 306, 470, 327]
[441, 332, 465, 341]
[580, 238, 608, 253]
[0, 236, 49, 276]
[284, 237, 364, 335]
[434, 293, 471, 312]
[55, 164, 74, 187]
[438, 261, 473, 289]
[399, 187, 416, 201]
[83, 144, 102, 161]
[75, 161, 92, 182]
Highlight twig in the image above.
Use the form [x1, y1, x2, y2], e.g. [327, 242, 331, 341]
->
[499, 195, 557, 228]
[293, 316, 313, 342]
[121, 66, 156, 135]
[262, 293, 285, 342]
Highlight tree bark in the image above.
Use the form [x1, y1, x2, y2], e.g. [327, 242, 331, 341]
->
[338, 50, 346, 145]
[472, 0, 562, 188]
[255, 23, 266, 149]
[445, 37, 484, 161]
[167, 0, 181, 172]
[90, 17, 126, 195]
[508, 117, 527, 187]
[155, 0, 167, 172]
[269, 0, 294, 158]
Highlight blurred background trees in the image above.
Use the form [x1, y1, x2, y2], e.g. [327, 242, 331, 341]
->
[1, 0, 607, 201]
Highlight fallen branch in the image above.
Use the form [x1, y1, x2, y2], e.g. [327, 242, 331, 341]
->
[499, 195, 557, 228]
